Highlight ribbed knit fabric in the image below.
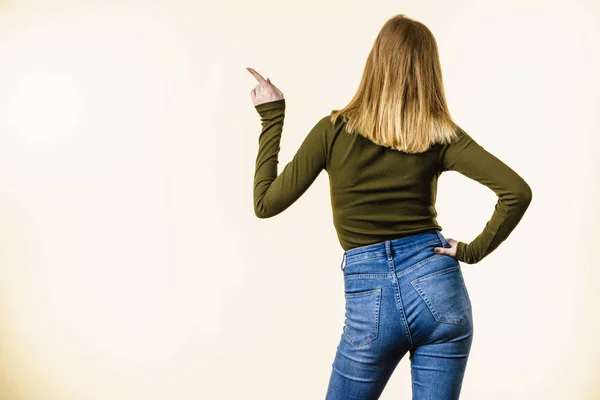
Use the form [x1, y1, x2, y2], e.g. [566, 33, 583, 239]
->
[253, 99, 532, 264]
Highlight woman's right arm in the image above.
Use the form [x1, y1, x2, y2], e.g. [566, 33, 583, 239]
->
[439, 127, 533, 264]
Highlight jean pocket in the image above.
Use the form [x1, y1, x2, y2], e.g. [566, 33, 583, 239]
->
[342, 288, 382, 347]
[411, 266, 471, 325]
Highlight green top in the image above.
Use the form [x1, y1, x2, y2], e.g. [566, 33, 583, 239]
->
[253, 99, 532, 264]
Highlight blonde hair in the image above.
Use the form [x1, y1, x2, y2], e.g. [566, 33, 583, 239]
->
[330, 14, 460, 154]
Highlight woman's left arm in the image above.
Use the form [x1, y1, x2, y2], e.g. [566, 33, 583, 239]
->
[253, 99, 329, 218]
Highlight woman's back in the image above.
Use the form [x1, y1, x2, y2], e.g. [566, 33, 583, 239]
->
[326, 112, 443, 250]
[253, 99, 532, 264]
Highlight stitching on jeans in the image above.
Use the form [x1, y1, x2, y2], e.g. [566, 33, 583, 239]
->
[344, 273, 391, 281]
[411, 266, 459, 284]
[342, 288, 382, 347]
[344, 287, 382, 297]
[396, 253, 445, 278]
[391, 239, 440, 254]
[411, 282, 467, 325]
[344, 239, 441, 267]
[344, 254, 386, 266]
[410, 267, 469, 325]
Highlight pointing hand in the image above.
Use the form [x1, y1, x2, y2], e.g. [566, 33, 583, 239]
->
[247, 67, 285, 106]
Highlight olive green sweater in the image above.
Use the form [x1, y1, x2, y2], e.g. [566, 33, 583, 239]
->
[253, 99, 532, 264]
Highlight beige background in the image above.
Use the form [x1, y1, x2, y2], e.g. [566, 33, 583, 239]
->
[0, 0, 598, 399]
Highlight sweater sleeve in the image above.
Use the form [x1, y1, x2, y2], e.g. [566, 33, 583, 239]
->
[253, 99, 329, 218]
[439, 126, 533, 264]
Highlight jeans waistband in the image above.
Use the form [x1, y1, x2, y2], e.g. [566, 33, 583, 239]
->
[339, 229, 449, 271]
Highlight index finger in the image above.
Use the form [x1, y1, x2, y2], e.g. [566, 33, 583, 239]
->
[246, 67, 268, 85]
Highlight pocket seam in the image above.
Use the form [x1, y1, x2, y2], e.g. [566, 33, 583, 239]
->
[410, 267, 470, 326]
[411, 266, 460, 285]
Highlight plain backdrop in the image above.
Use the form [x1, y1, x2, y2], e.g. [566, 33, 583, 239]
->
[0, 0, 598, 399]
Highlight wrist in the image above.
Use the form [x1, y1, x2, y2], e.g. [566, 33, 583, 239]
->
[455, 241, 468, 262]
[255, 98, 286, 115]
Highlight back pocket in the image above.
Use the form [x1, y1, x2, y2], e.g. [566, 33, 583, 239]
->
[411, 266, 471, 325]
[342, 288, 382, 347]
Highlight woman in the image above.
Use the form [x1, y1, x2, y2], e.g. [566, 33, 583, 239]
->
[248, 13, 532, 400]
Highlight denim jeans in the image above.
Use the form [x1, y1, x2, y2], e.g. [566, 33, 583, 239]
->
[325, 229, 473, 400]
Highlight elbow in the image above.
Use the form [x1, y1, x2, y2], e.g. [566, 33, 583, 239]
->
[515, 181, 533, 207]
[254, 202, 272, 219]
[255, 209, 270, 219]
[254, 207, 268, 219]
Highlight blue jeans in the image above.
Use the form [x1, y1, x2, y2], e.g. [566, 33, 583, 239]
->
[325, 229, 473, 400]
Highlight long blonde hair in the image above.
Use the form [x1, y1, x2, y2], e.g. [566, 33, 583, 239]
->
[330, 14, 460, 154]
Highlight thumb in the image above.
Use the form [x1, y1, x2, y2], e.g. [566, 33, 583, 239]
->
[434, 247, 447, 254]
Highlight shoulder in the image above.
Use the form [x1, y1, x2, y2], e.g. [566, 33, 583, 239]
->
[438, 126, 481, 169]
[441, 125, 477, 151]
[308, 113, 335, 139]
[445, 125, 470, 145]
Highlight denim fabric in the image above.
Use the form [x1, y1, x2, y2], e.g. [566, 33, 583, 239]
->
[325, 229, 474, 400]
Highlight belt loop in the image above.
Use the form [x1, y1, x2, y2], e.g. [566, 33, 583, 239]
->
[385, 240, 392, 260]
[340, 252, 347, 271]
[435, 229, 449, 247]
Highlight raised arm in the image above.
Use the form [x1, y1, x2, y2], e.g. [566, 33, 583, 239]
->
[439, 127, 533, 264]
[253, 99, 329, 218]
